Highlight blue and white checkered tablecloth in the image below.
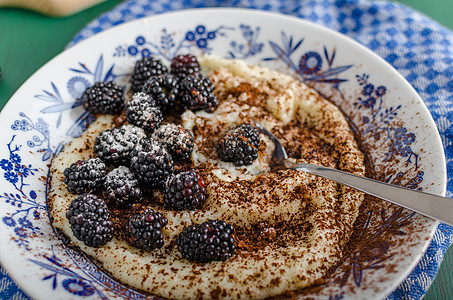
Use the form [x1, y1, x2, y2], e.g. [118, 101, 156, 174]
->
[2, 0, 453, 299]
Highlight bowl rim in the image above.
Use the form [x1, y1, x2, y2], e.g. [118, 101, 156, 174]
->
[0, 7, 447, 299]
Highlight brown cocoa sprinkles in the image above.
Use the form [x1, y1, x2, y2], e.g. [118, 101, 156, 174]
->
[218, 81, 270, 107]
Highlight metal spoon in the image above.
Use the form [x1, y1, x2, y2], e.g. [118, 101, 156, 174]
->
[255, 123, 453, 226]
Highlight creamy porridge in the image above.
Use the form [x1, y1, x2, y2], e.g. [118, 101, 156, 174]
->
[48, 55, 365, 299]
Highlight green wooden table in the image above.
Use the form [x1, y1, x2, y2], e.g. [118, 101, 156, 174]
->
[0, 0, 452, 299]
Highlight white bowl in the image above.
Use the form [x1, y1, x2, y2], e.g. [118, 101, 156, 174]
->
[0, 8, 445, 299]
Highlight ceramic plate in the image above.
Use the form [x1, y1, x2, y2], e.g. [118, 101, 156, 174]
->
[0, 8, 446, 299]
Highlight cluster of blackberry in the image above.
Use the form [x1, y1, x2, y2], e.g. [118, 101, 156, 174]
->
[63, 54, 237, 263]
[129, 54, 218, 115]
[64, 122, 193, 249]
[79, 54, 217, 119]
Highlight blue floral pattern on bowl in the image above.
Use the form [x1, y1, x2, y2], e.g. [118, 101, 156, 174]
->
[0, 10, 442, 299]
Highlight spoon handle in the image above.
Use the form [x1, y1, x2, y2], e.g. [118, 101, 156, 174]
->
[294, 162, 451, 226]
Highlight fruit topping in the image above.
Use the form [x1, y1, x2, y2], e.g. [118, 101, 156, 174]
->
[130, 56, 168, 93]
[63, 158, 106, 194]
[217, 123, 260, 166]
[126, 93, 163, 133]
[105, 166, 142, 209]
[129, 139, 174, 189]
[141, 74, 179, 112]
[66, 194, 114, 248]
[125, 209, 168, 251]
[170, 54, 201, 81]
[128, 91, 158, 107]
[177, 220, 235, 263]
[93, 125, 146, 166]
[179, 74, 218, 112]
[163, 170, 206, 211]
[152, 123, 194, 161]
[81, 81, 125, 115]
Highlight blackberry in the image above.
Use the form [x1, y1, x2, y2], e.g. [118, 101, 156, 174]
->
[80, 81, 125, 115]
[179, 75, 218, 112]
[124, 209, 168, 251]
[217, 123, 260, 166]
[141, 74, 179, 111]
[63, 158, 106, 194]
[129, 139, 174, 189]
[105, 166, 142, 208]
[130, 56, 168, 93]
[66, 194, 114, 248]
[129, 91, 158, 107]
[126, 94, 163, 133]
[163, 170, 206, 211]
[177, 220, 235, 263]
[170, 54, 201, 81]
[152, 123, 194, 160]
[94, 125, 146, 166]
